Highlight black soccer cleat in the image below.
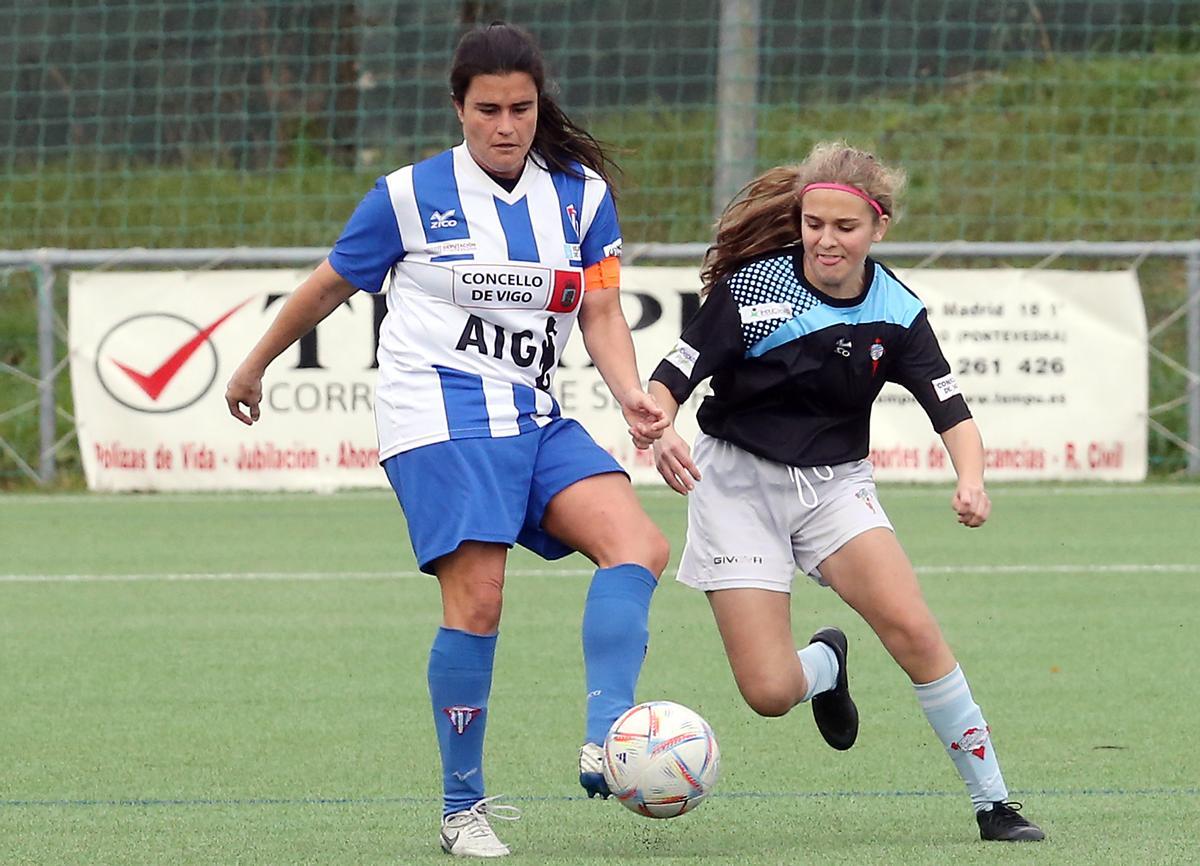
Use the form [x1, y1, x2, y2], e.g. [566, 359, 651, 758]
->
[976, 801, 1045, 841]
[807, 626, 858, 750]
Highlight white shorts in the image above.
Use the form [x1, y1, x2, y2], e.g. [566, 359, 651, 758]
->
[676, 432, 894, 593]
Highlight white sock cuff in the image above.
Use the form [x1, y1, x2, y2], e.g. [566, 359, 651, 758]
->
[913, 663, 972, 711]
[797, 641, 838, 702]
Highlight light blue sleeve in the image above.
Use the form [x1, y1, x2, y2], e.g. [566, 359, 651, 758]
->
[580, 187, 621, 268]
[327, 177, 405, 293]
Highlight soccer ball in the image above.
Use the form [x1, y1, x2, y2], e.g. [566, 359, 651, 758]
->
[602, 700, 720, 819]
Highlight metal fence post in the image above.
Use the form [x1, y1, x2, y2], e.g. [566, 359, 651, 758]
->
[1187, 250, 1200, 475]
[713, 0, 761, 220]
[36, 259, 57, 485]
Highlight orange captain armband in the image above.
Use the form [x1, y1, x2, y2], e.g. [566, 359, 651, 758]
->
[583, 255, 621, 291]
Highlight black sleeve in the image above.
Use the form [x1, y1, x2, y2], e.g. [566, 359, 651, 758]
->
[888, 309, 973, 433]
[649, 280, 745, 406]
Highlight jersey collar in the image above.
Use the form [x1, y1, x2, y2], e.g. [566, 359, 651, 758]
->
[790, 248, 879, 308]
[454, 142, 536, 203]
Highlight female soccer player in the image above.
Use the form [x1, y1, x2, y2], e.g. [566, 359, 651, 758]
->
[226, 22, 668, 858]
[644, 142, 1044, 842]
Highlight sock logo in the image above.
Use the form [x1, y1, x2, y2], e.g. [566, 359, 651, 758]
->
[451, 767, 479, 782]
[950, 725, 990, 760]
[443, 705, 482, 735]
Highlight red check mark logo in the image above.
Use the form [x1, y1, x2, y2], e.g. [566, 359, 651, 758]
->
[110, 298, 253, 401]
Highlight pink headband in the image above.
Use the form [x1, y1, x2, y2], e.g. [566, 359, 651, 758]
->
[800, 182, 885, 217]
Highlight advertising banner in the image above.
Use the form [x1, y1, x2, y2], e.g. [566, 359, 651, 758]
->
[69, 266, 1146, 490]
[70, 270, 382, 491]
[864, 268, 1147, 481]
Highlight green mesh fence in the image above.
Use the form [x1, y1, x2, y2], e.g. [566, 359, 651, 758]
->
[2, 0, 1198, 249]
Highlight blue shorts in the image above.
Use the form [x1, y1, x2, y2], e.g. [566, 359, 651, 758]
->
[382, 419, 626, 574]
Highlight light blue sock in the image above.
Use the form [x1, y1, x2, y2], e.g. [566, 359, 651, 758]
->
[428, 627, 497, 816]
[581, 563, 658, 745]
[914, 664, 1009, 811]
[797, 641, 838, 702]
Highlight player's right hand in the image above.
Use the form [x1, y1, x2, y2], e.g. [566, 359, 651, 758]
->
[620, 388, 669, 448]
[951, 481, 990, 527]
[225, 366, 263, 426]
[652, 427, 700, 495]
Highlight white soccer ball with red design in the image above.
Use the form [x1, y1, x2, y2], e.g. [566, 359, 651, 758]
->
[602, 700, 720, 819]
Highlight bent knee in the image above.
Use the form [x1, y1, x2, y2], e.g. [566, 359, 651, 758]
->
[641, 528, 671, 577]
[739, 681, 798, 718]
[446, 588, 503, 634]
[458, 607, 502, 635]
[601, 523, 670, 577]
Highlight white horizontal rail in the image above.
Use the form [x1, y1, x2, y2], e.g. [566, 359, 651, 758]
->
[2, 241, 1197, 482]
[3, 239, 1200, 268]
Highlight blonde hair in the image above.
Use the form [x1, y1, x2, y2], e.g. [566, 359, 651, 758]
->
[700, 141, 907, 295]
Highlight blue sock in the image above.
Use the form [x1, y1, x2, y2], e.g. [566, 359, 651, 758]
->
[914, 664, 1009, 810]
[581, 563, 658, 745]
[797, 641, 838, 702]
[428, 627, 497, 816]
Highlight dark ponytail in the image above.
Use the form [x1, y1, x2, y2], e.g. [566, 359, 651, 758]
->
[449, 22, 620, 196]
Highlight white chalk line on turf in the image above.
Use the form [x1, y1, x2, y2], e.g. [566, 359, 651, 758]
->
[2, 786, 1196, 809]
[0, 568, 586, 583]
[2, 483, 1198, 506]
[2, 562, 1198, 584]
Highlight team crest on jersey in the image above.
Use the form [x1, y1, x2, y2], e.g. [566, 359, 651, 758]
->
[443, 705, 482, 735]
[870, 338, 885, 375]
[949, 725, 990, 760]
[548, 270, 582, 313]
[430, 209, 458, 229]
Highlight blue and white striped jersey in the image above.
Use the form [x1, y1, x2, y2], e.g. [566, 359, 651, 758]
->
[328, 143, 622, 460]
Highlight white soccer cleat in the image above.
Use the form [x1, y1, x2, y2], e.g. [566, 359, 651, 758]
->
[579, 742, 612, 798]
[439, 795, 521, 858]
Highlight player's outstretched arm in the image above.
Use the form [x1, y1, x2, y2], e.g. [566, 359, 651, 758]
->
[576, 287, 667, 443]
[940, 418, 990, 527]
[225, 260, 357, 425]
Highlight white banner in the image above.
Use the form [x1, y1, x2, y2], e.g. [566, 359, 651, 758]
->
[69, 266, 1146, 491]
[70, 270, 382, 491]
[597, 267, 1148, 482]
[871, 269, 1147, 480]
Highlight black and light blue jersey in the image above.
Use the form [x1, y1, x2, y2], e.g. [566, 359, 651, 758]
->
[651, 246, 971, 467]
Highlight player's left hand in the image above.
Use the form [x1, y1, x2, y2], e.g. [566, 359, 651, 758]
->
[952, 482, 990, 527]
[620, 389, 669, 449]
